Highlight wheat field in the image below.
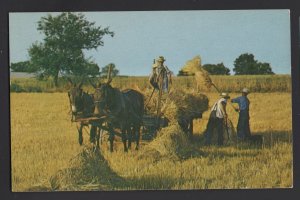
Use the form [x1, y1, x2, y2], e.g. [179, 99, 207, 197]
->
[10, 75, 291, 93]
[10, 90, 292, 191]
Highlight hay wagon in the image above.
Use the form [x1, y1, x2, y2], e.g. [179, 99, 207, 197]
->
[72, 89, 206, 142]
[141, 114, 169, 140]
[142, 110, 203, 140]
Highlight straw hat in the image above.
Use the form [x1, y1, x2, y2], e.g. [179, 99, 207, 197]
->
[156, 56, 166, 63]
[220, 92, 230, 99]
[242, 88, 249, 94]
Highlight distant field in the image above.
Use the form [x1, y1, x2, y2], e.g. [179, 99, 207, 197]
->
[11, 91, 292, 191]
[10, 74, 291, 93]
[10, 72, 35, 78]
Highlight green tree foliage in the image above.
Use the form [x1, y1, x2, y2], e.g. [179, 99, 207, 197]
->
[28, 12, 114, 86]
[202, 63, 230, 75]
[85, 62, 100, 77]
[233, 53, 274, 75]
[101, 63, 119, 78]
[10, 61, 37, 72]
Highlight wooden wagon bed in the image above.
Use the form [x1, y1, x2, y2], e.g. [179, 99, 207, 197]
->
[72, 112, 202, 141]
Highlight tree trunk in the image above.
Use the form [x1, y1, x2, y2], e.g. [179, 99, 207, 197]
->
[53, 73, 58, 87]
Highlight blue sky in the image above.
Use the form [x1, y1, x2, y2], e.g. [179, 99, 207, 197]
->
[9, 10, 291, 75]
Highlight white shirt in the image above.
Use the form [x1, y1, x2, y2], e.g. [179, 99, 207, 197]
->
[211, 98, 227, 118]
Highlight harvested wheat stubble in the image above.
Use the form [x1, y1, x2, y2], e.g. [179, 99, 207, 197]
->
[47, 147, 124, 191]
[139, 124, 194, 161]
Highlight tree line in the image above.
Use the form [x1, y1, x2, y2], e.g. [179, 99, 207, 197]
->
[178, 54, 274, 76]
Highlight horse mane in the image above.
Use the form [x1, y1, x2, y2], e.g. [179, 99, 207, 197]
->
[103, 86, 143, 120]
[99, 84, 124, 116]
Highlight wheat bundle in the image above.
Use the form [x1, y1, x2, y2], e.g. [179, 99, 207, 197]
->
[180, 55, 202, 76]
[48, 147, 122, 191]
[195, 69, 214, 90]
[225, 118, 237, 144]
[162, 89, 209, 123]
[143, 88, 208, 123]
[143, 88, 159, 114]
[209, 118, 237, 145]
[139, 124, 192, 160]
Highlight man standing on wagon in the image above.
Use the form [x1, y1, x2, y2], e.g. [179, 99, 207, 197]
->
[204, 93, 230, 146]
[149, 56, 172, 93]
[231, 88, 251, 140]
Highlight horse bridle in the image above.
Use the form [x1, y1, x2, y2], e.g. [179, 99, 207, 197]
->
[68, 90, 85, 122]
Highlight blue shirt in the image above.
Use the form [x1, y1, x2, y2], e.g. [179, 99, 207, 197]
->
[231, 96, 250, 111]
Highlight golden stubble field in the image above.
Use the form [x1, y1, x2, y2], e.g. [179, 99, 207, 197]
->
[10, 92, 292, 191]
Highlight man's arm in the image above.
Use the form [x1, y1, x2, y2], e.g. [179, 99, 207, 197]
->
[222, 102, 228, 119]
[218, 101, 227, 119]
[165, 65, 172, 84]
[231, 96, 241, 104]
[230, 97, 240, 112]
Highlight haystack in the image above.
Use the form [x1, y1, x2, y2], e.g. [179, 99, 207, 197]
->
[48, 147, 124, 191]
[161, 89, 209, 123]
[144, 88, 208, 123]
[139, 124, 192, 161]
[179, 55, 202, 76]
[195, 69, 214, 90]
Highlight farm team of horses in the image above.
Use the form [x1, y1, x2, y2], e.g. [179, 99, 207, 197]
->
[67, 78, 144, 152]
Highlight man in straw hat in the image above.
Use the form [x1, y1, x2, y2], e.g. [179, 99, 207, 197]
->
[149, 56, 172, 92]
[204, 92, 230, 146]
[231, 88, 251, 140]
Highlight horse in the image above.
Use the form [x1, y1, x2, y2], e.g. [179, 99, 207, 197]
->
[67, 79, 103, 150]
[91, 79, 144, 152]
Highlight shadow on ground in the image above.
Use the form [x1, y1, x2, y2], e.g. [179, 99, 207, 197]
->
[184, 130, 292, 159]
[25, 129, 292, 191]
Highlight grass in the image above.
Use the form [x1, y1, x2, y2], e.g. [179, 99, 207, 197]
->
[10, 91, 292, 191]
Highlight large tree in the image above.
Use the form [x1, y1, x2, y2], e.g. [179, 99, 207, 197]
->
[28, 12, 114, 86]
[233, 53, 274, 75]
[202, 63, 230, 75]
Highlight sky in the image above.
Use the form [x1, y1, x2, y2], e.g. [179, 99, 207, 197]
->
[9, 10, 291, 75]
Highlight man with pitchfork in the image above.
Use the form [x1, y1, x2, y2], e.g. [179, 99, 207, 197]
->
[149, 56, 172, 117]
[231, 88, 251, 140]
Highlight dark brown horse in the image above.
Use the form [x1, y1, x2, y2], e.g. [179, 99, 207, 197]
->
[91, 80, 144, 152]
[67, 79, 102, 150]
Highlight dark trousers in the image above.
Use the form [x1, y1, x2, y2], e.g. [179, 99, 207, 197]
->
[237, 110, 251, 140]
[205, 117, 224, 145]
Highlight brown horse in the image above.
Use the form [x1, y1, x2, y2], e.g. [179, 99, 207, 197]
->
[91, 80, 144, 152]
